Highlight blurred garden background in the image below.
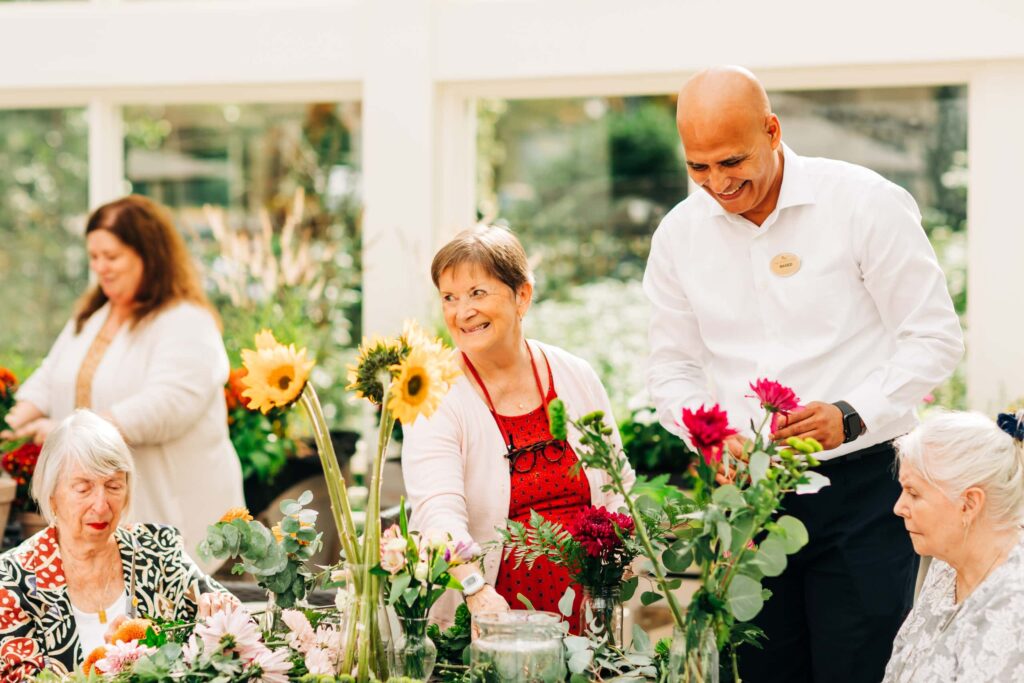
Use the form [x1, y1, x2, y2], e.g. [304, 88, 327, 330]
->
[0, 0, 1019, 516]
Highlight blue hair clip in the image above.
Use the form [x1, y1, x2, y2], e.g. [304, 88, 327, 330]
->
[996, 412, 1024, 442]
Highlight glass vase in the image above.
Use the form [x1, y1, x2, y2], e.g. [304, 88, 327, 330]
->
[387, 615, 437, 680]
[469, 610, 565, 682]
[259, 590, 283, 635]
[579, 584, 623, 646]
[666, 625, 719, 683]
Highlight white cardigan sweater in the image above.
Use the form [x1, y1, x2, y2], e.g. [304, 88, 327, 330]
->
[17, 302, 244, 568]
[401, 340, 636, 627]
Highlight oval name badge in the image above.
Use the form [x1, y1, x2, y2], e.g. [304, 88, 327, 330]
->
[770, 252, 801, 277]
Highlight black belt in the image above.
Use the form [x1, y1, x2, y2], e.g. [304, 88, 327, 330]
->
[813, 439, 896, 468]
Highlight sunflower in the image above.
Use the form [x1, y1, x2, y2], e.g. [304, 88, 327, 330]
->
[346, 335, 407, 405]
[387, 346, 448, 425]
[240, 335, 315, 414]
[219, 507, 253, 523]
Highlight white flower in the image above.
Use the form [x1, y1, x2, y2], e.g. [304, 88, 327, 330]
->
[414, 561, 429, 582]
[304, 647, 335, 676]
[249, 646, 292, 683]
[95, 641, 156, 674]
[281, 609, 316, 653]
[195, 604, 263, 660]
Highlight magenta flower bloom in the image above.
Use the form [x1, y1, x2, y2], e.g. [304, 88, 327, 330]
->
[679, 404, 738, 465]
[748, 378, 801, 414]
[568, 506, 635, 559]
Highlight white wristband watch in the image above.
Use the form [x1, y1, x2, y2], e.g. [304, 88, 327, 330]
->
[460, 572, 486, 597]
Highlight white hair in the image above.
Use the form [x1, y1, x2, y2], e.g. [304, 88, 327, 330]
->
[895, 410, 1024, 530]
[31, 410, 135, 525]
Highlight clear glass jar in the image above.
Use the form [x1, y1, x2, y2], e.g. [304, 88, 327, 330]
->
[469, 610, 566, 682]
[387, 615, 437, 680]
[579, 584, 623, 646]
[667, 624, 719, 683]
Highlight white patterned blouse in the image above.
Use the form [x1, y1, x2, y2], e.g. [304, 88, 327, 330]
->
[883, 533, 1024, 682]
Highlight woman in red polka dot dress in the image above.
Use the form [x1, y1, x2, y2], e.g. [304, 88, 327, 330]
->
[402, 226, 636, 631]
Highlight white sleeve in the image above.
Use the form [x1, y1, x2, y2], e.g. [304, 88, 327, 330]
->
[401, 398, 474, 544]
[109, 306, 229, 445]
[15, 319, 76, 416]
[642, 225, 715, 436]
[844, 182, 964, 430]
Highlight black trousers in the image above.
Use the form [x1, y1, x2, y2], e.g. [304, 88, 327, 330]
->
[737, 442, 916, 683]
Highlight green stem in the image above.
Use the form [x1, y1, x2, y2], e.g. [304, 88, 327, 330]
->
[601, 436, 686, 630]
[299, 384, 361, 566]
[356, 384, 395, 681]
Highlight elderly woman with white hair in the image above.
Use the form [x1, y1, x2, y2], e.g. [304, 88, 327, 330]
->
[0, 410, 238, 681]
[883, 409, 1024, 682]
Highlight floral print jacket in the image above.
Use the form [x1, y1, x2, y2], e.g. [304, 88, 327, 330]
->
[0, 524, 225, 681]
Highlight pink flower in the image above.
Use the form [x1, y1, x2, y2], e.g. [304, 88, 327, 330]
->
[304, 646, 336, 676]
[281, 609, 316, 654]
[95, 640, 155, 674]
[922, 393, 935, 405]
[249, 646, 292, 683]
[679, 404, 738, 465]
[445, 539, 481, 565]
[748, 378, 801, 414]
[195, 604, 263, 661]
[567, 506, 635, 559]
[380, 525, 409, 575]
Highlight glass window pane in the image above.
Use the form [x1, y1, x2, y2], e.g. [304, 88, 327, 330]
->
[123, 102, 362, 427]
[478, 86, 967, 414]
[0, 108, 89, 378]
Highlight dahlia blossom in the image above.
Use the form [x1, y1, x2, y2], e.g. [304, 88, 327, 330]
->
[747, 378, 801, 414]
[281, 609, 316, 654]
[679, 404, 739, 464]
[249, 646, 293, 683]
[568, 506, 635, 559]
[94, 640, 155, 674]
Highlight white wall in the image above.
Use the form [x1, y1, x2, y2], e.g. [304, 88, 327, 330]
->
[1, 0, 1022, 408]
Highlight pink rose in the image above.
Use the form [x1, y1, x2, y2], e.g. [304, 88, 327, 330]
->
[380, 525, 409, 575]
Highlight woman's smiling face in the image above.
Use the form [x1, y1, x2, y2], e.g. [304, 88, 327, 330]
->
[437, 262, 531, 359]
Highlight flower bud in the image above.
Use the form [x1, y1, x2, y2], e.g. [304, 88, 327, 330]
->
[414, 562, 429, 582]
[548, 399, 568, 440]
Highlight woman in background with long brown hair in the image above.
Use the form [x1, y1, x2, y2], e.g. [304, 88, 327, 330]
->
[2, 195, 243, 566]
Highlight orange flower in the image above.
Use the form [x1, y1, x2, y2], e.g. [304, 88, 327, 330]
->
[0, 367, 16, 396]
[110, 617, 153, 643]
[271, 524, 284, 543]
[83, 645, 107, 674]
[219, 507, 254, 523]
[225, 368, 250, 411]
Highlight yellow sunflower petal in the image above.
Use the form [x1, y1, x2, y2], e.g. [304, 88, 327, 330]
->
[219, 507, 253, 523]
[387, 346, 446, 424]
[254, 329, 279, 351]
[241, 341, 315, 413]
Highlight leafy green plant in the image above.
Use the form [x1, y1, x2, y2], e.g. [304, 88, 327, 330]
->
[619, 405, 695, 477]
[199, 491, 323, 608]
[548, 381, 828, 682]
[427, 603, 473, 682]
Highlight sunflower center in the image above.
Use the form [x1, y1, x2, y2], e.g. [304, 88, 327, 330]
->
[267, 366, 295, 392]
[407, 374, 423, 396]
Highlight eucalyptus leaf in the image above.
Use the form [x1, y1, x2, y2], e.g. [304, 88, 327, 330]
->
[662, 540, 693, 573]
[558, 586, 576, 618]
[618, 573, 634, 602]
[568, 648, 594, 674]
[751, 537, 787, 577]
[640, 591, 664, 606]
[776, 515, 809, 553]
[716, 520, 732, 552]
[297, 490, 313, 505]
[748, 451, 770, 484]
[712, 484, 744, 508]
[726, 574, 765, 621]
[631, 624, 652, 654]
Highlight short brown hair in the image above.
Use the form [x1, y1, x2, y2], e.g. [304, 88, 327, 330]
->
[430, 225, 534, 292]
[75, 195, 215, 332]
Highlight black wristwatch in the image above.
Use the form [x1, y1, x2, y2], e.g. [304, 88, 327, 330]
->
[832, 401, 866, 444]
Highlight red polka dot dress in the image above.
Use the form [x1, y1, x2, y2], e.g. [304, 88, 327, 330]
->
[462, 346, 591, 633]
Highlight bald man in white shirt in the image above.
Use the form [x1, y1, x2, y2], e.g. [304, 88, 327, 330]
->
[643, 67, 963, 683]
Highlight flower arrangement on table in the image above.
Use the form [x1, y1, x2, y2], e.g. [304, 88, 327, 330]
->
[497, 505, 641, 644]
[202, 322, 460, 682]
[0, 367, 41, 518]
[370, 498, 480, 679]
[546, 378, 829, 683]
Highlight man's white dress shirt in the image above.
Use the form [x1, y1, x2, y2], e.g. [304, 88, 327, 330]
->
[643, 143, 964, 459]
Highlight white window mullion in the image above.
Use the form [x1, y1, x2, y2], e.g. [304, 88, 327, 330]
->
[87, 98, 124, 210]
